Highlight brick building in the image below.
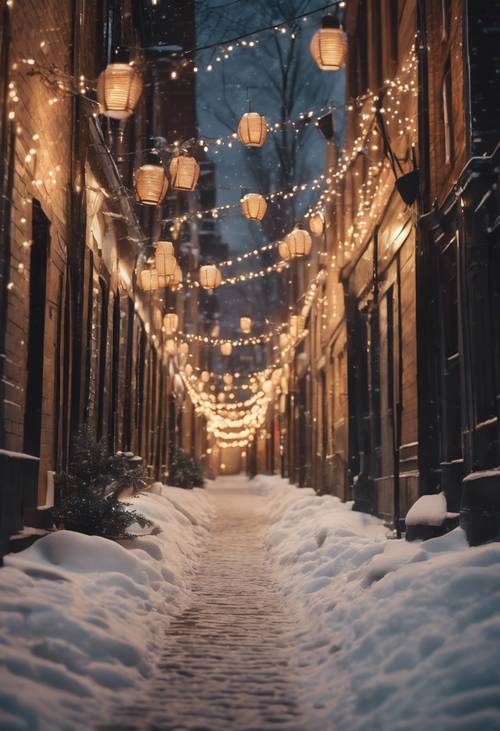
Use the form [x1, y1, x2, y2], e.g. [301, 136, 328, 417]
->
[276, 0, 500, 539]
[0, 0, 205, 557]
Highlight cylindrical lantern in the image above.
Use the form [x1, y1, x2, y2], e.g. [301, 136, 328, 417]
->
[199, 264, 222, 290]
[165, 339, 177, 356]
[155, 241, 177, 278]
[178, 342, 189, 357]
[278, 240, 291, 261]
[237, 112, 267, 147]
[290, 314, 305, 339]
[140, 269, 158, 291]
[286, 228, 312, 258]
[223, 373, 233, 386]
[163, 312, 178, 334]
[240, 317, 252, 334]
[135, 164, 168, 205]
[240, 193, 267, 221]
[201, 370, 210, 383]
[169, 154, 200, 191]
[184, 364, 193, 377]
[97, 63, 143, 119]
[220, 342, 232, 357]
[310, 16, 347, 71]
[309, 210, 325, 236]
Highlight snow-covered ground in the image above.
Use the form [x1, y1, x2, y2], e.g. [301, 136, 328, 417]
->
[0, 486, 213, 731]
[251, 474, 500, 731]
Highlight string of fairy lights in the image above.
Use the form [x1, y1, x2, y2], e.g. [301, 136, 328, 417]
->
[4, 0, 418, 450]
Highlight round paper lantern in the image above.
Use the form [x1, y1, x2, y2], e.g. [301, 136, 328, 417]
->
[237, 112, 267, 147]
[184, 364, 193, 377]
[223, 373, 233, 386]
[310, 16, 347, 71]
[217, 392, 226, 403]
[135, 164, 168, 205]
[286, 228, 312, 258]
[309, 210, 325, 236]
[241, 193, 267, 220]
[178, 342, 189, 356]
[169, 154, 200, 191]
[290, 314, 305, 339]
[199, 264, 222, 290]
[278, 240, 291, 261]
[97, 63, 143, 119]
[220, 342, 232, 357]
[163, 312, 178, 334]
[240, 317, 252, 334]
[140, 269, 158, 291]
[201, 370, 210, 383]
[155, 241, 177, 278]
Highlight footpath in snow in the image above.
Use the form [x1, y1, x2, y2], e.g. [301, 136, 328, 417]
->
[1, 474, 500, 730]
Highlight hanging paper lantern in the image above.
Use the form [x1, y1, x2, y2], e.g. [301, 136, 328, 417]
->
[97, 63, 143, 119]
[155, 241, 177, 278]
[237, 112, 267, 147]
[240, 317, 252, 334]
[217, 392, 226, 403]
[201, 370, 211, 383]
[140, 269, 158, 291]
[286, 228, 312, 258]
[278, 240, 291, 261]
[290, 314, 305, 339]
[169, 154, 200, 191]
[178, 342, 189, 357]
[184, 364, 193, 377]
[310, 16, 347, 71]
[309, 210, 325, 236]
[223, 373, 233, 386]
[135, 164, 168, 205]
[199, 264, 222, 290]
[220, 342, 232, 357]
[163, 312, 178, 334]
[240, 193, 267, 221]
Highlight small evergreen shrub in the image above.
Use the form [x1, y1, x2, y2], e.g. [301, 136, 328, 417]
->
[53, 426, 152, 539]
[168, 447, 204, 489]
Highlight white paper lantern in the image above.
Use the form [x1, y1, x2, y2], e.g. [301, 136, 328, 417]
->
[237, 112, 267, 147]
[310, 17, 347, 71]
[241, 193, 267, 220]
[140, 269, 158, 291]
[201, 370, 211, 382]
[220, 342, 233, 357]
[309, 210, 325, 236]
[169, 154, 200, 191]
[155, 241, 177, 278]
[135, 164, 168, 205]
[286, 228, 312, 258]
[97, 63, 142, 119]
[163, 312, 179, 334]
[240, 317, 252, 334]
[199, 264, 222, 290]
[223, 373, 233, 386]
[278, 240, 291, 260]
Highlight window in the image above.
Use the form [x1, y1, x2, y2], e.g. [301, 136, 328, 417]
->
[442, 61, 453, 165]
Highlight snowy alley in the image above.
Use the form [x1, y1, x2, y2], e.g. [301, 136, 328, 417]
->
[2, 475, 500, 731]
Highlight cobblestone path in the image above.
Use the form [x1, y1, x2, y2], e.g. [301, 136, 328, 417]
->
[99, 479, 306, 731]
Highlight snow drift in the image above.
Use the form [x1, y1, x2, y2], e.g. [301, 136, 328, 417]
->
[252, 475, 500, 731]
[0, 486, 213, 731]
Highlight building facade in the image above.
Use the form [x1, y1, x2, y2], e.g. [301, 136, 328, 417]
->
[276, 0, 500, 538]
[0, 0, 206, 557]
